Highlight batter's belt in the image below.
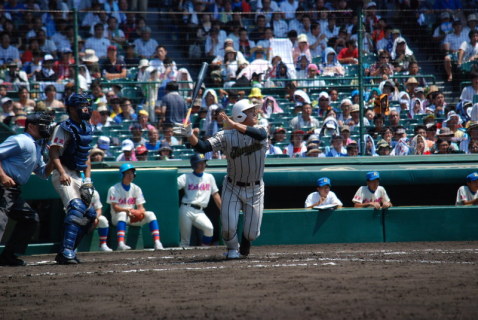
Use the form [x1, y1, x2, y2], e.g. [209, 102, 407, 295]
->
[227, 177, 260, 187]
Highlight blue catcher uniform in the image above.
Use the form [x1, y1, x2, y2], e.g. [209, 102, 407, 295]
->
[50, 93, 96, 265]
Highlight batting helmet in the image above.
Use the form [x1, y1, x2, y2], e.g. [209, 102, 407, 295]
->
[231, 99, 255, 122]
[119, 163, 136, 174]
[190, 153, 207, 169]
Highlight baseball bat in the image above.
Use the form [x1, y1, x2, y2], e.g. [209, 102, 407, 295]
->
[184, 62, 209, 126]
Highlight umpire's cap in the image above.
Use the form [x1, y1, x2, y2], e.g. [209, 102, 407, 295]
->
[190, 153, 207, 168]
[119, 163, 136, 174]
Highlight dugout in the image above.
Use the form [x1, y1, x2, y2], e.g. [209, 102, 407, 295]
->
[1, 154, 478, 254]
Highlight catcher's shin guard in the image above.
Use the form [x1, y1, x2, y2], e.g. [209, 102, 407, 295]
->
[74, 207, 97, 249]
[60, 199, 95, 259]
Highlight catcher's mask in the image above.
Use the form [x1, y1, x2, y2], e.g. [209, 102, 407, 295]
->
[25, 112, 53, 139]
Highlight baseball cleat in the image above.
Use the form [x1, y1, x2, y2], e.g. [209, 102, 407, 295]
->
[0, 253, 26, 266]
[55, 253, 78, 265]
[154, 241, 164, 250]
[117, 242, 131, 251]
[225, 249, 240, 259]
[99, 243, 113, 252]
[239, 237, 251, 257]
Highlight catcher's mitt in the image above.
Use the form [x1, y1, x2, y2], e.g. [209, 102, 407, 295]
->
[129, 209, 145, 223]
[79, 182, 95, 207]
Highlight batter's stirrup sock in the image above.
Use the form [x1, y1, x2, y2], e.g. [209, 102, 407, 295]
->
[202, 235, 213, 245]
[149, 220, 160, 241]
[239, 235, 251, 257]
[117, 221, 127, 243]
[98, 227, 109, 245]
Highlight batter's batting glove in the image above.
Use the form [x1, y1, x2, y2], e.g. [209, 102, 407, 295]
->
[79, 178, 95, 207]
[173, 122, 193, 137]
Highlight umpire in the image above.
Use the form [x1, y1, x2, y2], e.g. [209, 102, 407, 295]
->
[0, 112, 54, 266]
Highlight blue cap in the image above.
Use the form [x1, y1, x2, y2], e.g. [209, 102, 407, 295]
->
[366, 171, 380, 181]
[466, 172, 478, 182]
[316, 177, 331, 187]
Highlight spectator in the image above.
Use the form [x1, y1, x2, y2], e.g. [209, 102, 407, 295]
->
[22, 50, 42, 79]
[391, 37, 417, 72]
[337, 39, 358, 65]
[460, 72, 478, 102]
[338, 98, 352, 125]
[96, 103, 113, 131]
[289, 103, 320, 130]
[458, 30, 478, 69]
[81, 49, 101, 79]
[106, 163, 164, 250]
[138, 110, 155, 131]
[33, 54, 56, 82]
[238, 27, 255, 60]
[90, 148, 105, 162]
[130, 123, 146, 147]
[284, 129, 307, 157]
[308, 23, 327, 58]
[293, 34, 312, 65]
[340, 125, 354, 145]
[443, 20, 468, 81]
[0, 97, 14, 123]
[317, 91, 332, 118]
[157, 142, 173, 160]
[37, 29, 57, 57]
[116, 139, 137, 161]
[456, 172, 478, 205]
[43, 85, 64, 110]
[134, 27, 158, 59]
[85, 23, 111, 59]
[346, 142, 359, 156]
[0, 32, 19, 66]
[434, 138, 452, 154]
[135, 145, 148, 161]
[145, 127, 161, 151]
[249, 14, 267, 42]
[105, 16, 126, 48]
[281, 0, 299, 21]
[376, 139, 392, 156]
[96, 135, 112, 156]
[353, 171, 392, 209]
[320, 47, 345, 76]
[123, 42, 139, 68]
[100, 45, 127, 80]
[304, 177, 343, 209]
[114, 98, 137, 123]
[53, 48, 74, 81]
[428, 91, 446, 117]
[326, 135, 347, 157]
[368, 50, 394, 78]
[159, 81, 187, 125]
[443, 111, 465, 141]
[13, 86, 35, 113]
[160, 124, 180, 146]
[271, 11, 288, 38]
[2, 60, 28, 84]
[410, 134, 431, 155]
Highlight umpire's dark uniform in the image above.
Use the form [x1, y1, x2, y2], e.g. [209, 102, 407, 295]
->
[0, 114, 51, 266]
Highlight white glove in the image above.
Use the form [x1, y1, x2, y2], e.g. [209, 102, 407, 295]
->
[173, 123, 193, 137]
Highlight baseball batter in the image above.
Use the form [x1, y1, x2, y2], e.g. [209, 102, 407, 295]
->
[177, 154, 221, 247]
[50, 93, 96, 265]
[107, 163, 164, 251]
[176, 99, 267, 259]
[455, 172, 478, 205]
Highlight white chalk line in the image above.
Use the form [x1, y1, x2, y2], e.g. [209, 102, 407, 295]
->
[2, 254, 476, 279]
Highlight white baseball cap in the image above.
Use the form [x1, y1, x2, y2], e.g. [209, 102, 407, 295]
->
[121, 139, 134, 152]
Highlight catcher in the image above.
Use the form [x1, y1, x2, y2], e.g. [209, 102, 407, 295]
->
[106, 163, 164, 250]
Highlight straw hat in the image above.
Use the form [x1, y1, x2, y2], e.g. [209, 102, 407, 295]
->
[82, 49, 99, 63]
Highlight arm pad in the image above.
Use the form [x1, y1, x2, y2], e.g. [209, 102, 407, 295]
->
[245, 127, 268, 141]
[193, 139, 213, 153]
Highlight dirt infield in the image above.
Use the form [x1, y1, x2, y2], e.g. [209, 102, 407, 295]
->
[1, 242, 478, 320]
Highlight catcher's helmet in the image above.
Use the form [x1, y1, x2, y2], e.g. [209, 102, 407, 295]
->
[190, 153, 207, 169]
[119, 163, 136, 174]
[66, 93, 92, 120]
[231, 99, 255, 122]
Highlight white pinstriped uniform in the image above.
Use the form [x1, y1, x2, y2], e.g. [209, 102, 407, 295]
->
[207, 126, 267, 250]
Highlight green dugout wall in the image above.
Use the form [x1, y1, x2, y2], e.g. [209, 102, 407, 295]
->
[2, 155, 478, 254]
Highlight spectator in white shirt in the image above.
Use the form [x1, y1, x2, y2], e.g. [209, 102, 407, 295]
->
[134, 26, 159, 59]
[85, 23, 111, 59]
[458, 30, 478, 68]
[444, 20, 469, 82]
[271, 10, 288, 38]
[280, 0, 298, 21]
[0, 32, 19, 67]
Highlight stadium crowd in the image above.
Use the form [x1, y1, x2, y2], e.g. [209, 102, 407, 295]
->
[1, 0, 478, 160]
